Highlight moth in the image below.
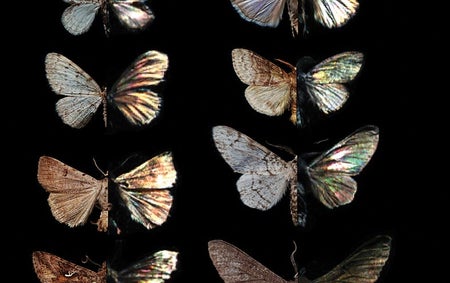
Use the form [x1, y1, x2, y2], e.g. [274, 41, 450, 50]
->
[36, 152, 177, 232]
[229, 0, 359, 37]
[32, 249, 178, 283]
[60, 0, 155, 36]
[212, 125, 379, 227]
[208, 235, 391, 282]
[231, 48, 363, 128]
[45, 50, 168, 129]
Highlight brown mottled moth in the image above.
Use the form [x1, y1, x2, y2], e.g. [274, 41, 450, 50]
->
[208, 235, 391, 282]
[32, 250, 178, 283]
[212, 125, 378, 227]
[36, 152, 177, 232]
[231, 48, 363, 128]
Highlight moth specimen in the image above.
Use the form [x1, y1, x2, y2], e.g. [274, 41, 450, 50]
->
[230, 0, 359, 37]
[208, 235, 391, 282]
[36, 152, 177, 232]
[212, 125, 379, 227]
[45, 50, 168, 129]
[232, 48, 363, 128]
[32, 249, 178, 283]
[60, 0, 155, 36]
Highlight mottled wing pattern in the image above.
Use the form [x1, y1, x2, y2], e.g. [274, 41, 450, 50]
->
[114, 152, 176, 229]
[110, 0, 155, 30]
[109, 50, 168, 126]
[61, 0, 102, 35]
[287, 0, 299, 36]
[114, 250, 178, 282]
[230, 0, 287, 27]
[32, 251, 105, 283]
[213, 125, 295, 210]
[307, 125, 379, 208]
[45, 52, 103, 129]
[311, 0, 359, 28]
[305, 52, 363, 114]
[208, 240, 288, 283]
[232, 48, 294, 116]
[313, 235, 391, 283]
[37, 156, 104, 228]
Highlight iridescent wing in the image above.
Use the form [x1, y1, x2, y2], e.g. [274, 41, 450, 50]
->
[313, 235, 391, 283]
[61, 0, 102, 35]
[304, 52, 363, 114]
[310, 0, 359, 28]
[32, 251, 106, 283]
[113, 152, 177, 230]
[108, 50, 168, 126]
[212, 125, 295, 211]
[45, 52, 105, 129]
[113, 250, 178, 283]
[230, 0, 287, 28]
[109, 0, 155, 30]
[208, 240, 289, 283]
[232, 48, 294, 117]
[306, 125, 379, 208]
[37, 156, 106, 228]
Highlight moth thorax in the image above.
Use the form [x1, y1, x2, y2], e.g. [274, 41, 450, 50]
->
[98, 178, 109, 209]
[297, 157, 311, 190]
[101, 0, 110, 36]
[101, 87, 108, 127]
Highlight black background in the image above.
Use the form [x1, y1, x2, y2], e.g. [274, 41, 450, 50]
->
[4, 0, 447, 282]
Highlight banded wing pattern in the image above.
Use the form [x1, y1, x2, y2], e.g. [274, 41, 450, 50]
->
[311, 0, 359, 28]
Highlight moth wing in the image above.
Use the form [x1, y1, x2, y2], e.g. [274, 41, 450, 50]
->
[116, 250, 178, 282]
[109, 50, 168, 126]
[311, 0, 359, 28]
[110, 0, 155, 30]
[313, 235, 391, 283]
[305, 52, 363, 114]
[32, 251, 101, 283]
[230, 0, 287, 27]
[307, 125, 379, 208]
[45, 52, 103, 128]
[114, 152, 176, 229]
[208, 240, 288, 283]
[61, 0, 101, 35]
[37, 156, 104, 228]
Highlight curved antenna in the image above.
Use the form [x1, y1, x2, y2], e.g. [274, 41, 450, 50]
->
[266, 141, 296, 157]
[291, 241, 299, 278]
[81, 255, 101, 268]
[92, 158, 108, 177]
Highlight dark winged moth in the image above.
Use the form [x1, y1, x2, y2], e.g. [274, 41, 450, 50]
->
[45, 50, 168, 129]
[212, 125, 379, 227]
[230, 0, 359, 37]
[231, 48, 363, 128]
[60, 0, 155, 36]
[208, 235, 391, 282]
[36, 152, 177, 232]
[32, 250, 178, 283]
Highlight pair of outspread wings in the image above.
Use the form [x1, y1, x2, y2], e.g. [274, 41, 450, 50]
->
[45, 50, 168, 129]
[208, 235, 391, 282]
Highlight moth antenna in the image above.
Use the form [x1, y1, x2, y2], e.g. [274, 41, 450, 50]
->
[274, 58, 296, 71]
[291, 241, 299, 278]
[266, 141, 296, 157]
[82, 255, 102, 268]
[93, 158, 108, 177]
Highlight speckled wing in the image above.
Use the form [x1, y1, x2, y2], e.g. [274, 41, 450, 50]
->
[232, 48, 294, 117]
[230, 0, 287, 27]
[208, 240, 288, 283]
[108, 50, 168, 126]
[313, 235, 391, 283]
[32, 251, 106, 283]
[113, 152, 176, 230]
[110, 0, 155, 30]
[307, 125, 379, 208]
[311, 0, 359, 28]
[61, 0, 102, 35]
[45, 52, 103, 129]
[305, 52, 363, 114]
[213, 125, 294, 211]
[37, 156, 105, 228]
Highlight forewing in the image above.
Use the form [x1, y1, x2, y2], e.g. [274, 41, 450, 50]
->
[230, 0, 287, 27]
[62, 0, 101, 35]
[208, 240, 288, 283]
[114, 152, 176, 229]
[313, 235, 391, 283]
[311, 0, 359, 28]
[45, 52, 103, 128]
[32, 251, 102, 283]
[307, 125, 379, 208]
[109, 50, 168, 126]
[116, 250, 178, 283]
[37, 156, 103, 228]
[110, 0, 155, 30]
